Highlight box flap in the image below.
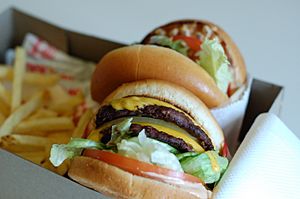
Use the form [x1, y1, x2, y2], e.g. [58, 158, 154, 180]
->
[13, 9, 68, 52]
[0, 8, 14, 62]
[67, 31, 124, 62]
[11, 8, 124, 62]
[239, 79, 283, 142]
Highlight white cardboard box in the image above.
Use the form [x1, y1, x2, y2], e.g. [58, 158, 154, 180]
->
[0, 8, 285, 199]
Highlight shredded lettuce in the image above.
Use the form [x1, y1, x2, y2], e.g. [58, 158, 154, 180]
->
[149, 35, 188, 56]
[49, 138, 104, 167]
[117, 130, 183, 172]
[197, 38, 233, 93]
[128, 136, 178, 154]
[180, 151, 228, 184]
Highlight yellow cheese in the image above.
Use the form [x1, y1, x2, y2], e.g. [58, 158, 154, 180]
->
[110, 96, 183, 113]
[206, 151, 220, 172]
[133, 122, 204, 152]
[87, 129, 103, 142]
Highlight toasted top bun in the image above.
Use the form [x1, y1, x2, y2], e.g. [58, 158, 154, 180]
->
[91, 44, 228, 108]
[102, 79, 224, 151]
[69, 156, 212, 199]
[141, 19, 247, 88]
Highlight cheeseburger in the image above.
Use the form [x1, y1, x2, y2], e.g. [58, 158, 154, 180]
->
[142, 20, 247, 100]
[50, 80, 228, 199]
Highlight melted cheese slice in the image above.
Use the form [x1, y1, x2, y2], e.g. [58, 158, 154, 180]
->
[111, 96, 184, 113]
[206, 151, 220, 172]
[133, 122, 204, 152]
[87, 129, 103, 142]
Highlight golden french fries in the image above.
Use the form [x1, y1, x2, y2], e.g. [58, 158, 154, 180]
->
[0, 92, 44, 137]
[1, 144, 44, 153]
[0, 66, 59, 87]
[14, 117, 74, 133]
[41, 159, 70, 176]
[22, 73, 60, 87]
[73, 108, 93, 138]
[0, 112, 5, 125]
[0, 81, 11, 106]
[27, 108, 58, 120]
[47, 84, 70, 103]
[16, 151, 46, 165]
[48, 96, 83, 115]
[1, 134, 51, 147]
[0, 65, 12, 79]
[0, 97, 10, 117]
[0, 47, 93, 176]
[11, 47, 26, 112]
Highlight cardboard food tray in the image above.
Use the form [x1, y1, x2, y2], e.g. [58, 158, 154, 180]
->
[0, 8, 284, 199]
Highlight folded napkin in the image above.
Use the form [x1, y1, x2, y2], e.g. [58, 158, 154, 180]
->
[213, 113, 300, 199]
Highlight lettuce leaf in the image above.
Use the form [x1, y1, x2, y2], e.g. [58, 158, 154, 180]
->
[117, 130, 183, 172]
[107, 118, 132, 146]
[176, 152, 198, 161]
[149, 35, 188, 56]
[197, 38, 233, 93]
[180, 151, 228, 184]
[49, 138, 104, 167]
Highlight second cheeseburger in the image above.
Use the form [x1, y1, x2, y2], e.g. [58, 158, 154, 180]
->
[49, 79, 228, 199]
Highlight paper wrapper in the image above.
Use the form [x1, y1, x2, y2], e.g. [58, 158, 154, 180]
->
[5, 33, 97, 108]
[211, 76, 252, 153]
[212, 113, 300, 199]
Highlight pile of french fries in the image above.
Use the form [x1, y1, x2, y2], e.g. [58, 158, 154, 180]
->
[0, 47, 94, 175]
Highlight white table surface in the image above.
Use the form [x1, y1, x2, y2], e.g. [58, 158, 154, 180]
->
[1, 0, 299, 138]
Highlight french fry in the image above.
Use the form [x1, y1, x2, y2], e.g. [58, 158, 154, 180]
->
[1, 134, 50, 147]
[27, 108, 58, 120]
[14, 117, 75, 133]
[22, 73, 60, 87]
[0, 92, 44, 137]
[48, 96, 83, 115]
[72, 108, 93, 138]
[16, 151, 46, 165]
[41, 159, 70, 176]
[47, 131, 72, 143]
[0, 97, 10, 117]
[11, 47, 26, 112]
[0, 81, 11, 106]
[0, 66, 13, 79]
[48, 84, 70, 103]
[1, 144, 43, 153]
[0, 66, 59, 87]
[13, 131, 48, 137]
[0, 112, 5, 125]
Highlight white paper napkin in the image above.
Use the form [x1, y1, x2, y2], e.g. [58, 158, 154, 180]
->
[212, 113, 300, 199]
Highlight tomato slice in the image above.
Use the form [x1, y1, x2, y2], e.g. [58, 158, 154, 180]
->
[83, 149, 202, 184]
[173, 35, 202, 52]
[221, 142, 231, 158]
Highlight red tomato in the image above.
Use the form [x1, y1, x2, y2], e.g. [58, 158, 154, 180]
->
[221, 142, 231, 158]
[173, 35, 202, 52]
[83, 149, 202, 184]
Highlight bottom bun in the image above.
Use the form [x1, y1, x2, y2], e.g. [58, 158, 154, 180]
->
[68, 156, 211, 199]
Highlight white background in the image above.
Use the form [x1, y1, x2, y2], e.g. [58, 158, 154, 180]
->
[0, 0, 299, 138]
